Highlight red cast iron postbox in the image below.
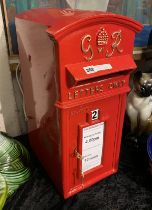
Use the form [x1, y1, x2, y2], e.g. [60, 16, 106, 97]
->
[16, 8, 143, 198]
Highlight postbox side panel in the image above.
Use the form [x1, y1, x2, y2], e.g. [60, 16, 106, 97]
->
[16, 19, 63, 192]
[16, 19, 59, 132]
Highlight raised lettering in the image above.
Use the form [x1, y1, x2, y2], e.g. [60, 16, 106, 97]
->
[68, 92, 73, 100]
[80, 89, 85, 97]
[90, 87, 95, 95]
[106, 30, 123, 58]
[81, 35, 94, 61]
[74, 91, 79, 98]
[108, 83, 113, 89]
[85, 88, 89, 95]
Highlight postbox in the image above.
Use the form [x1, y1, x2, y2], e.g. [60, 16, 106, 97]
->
[15, 8, 143, 198]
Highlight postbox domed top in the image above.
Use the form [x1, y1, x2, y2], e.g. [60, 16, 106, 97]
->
[16, 8, 143, 40]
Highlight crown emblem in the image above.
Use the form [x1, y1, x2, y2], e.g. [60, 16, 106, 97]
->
[97, 27, 109, 46]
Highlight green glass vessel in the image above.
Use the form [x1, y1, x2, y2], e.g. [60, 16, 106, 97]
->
[0, 174, 7, 210]
[0, 132, 31, 208]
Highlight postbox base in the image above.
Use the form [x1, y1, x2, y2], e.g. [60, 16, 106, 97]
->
[65, 169, 117, 198]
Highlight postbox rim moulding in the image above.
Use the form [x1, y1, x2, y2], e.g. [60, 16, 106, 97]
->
[15, 8, 143, 41]
[47, 14, 143, 41]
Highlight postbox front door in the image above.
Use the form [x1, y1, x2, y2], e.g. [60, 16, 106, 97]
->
[69, 95, 121, 190]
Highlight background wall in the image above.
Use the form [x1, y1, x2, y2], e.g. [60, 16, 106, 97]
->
[0, 6, 21, 136]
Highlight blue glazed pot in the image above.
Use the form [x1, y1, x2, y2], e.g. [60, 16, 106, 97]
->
[134, 25, 152, 48]
[147, 134, 152, 161]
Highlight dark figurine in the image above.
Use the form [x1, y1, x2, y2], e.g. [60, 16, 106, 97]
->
[127, 70, 152, 136]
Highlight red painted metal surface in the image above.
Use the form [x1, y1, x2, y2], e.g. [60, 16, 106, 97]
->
[16, 8, 143, 198]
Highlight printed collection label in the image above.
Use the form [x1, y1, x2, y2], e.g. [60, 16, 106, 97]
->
[82, 122, 104, 172]
[83, 64, 112, 74]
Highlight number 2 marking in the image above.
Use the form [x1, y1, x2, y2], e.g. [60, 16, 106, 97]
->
[91, 109, 99, 120]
